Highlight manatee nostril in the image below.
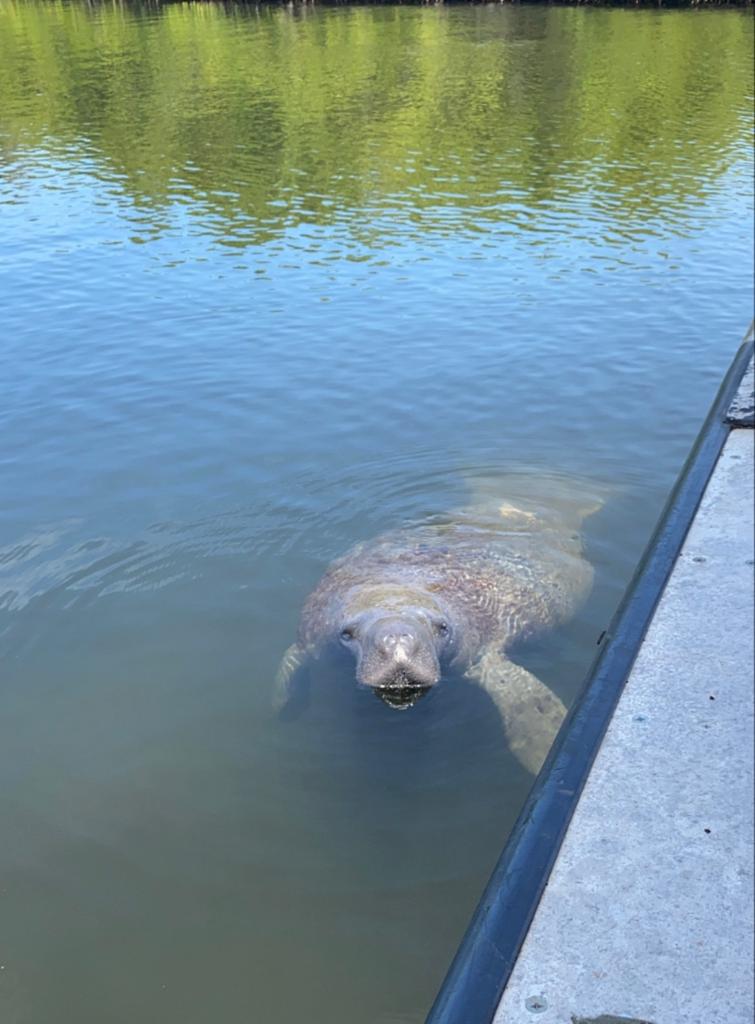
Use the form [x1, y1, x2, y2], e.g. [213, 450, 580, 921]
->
[380, 630, 417, 657]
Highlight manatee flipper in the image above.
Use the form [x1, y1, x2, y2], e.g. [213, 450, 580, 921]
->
[466, 649, 566, 775]
[273, 643, 310, 719]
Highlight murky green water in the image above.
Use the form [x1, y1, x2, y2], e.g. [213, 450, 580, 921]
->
[0, 3, 752, 1022]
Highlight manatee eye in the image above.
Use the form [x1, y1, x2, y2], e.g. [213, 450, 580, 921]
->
[435, 621, 449, 637]
[340, 627, 355, 643]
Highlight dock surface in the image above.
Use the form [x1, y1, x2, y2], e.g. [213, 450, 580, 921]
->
[494, 371, 754, 1024]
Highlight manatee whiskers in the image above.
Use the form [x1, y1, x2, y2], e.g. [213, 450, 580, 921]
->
[374, 682, 431, 711]
[274, 479, 602, 774]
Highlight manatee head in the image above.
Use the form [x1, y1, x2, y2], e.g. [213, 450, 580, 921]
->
[336, 587, 457, 711]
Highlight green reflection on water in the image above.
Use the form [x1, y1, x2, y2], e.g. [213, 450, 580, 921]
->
[1, 2, 752, 247]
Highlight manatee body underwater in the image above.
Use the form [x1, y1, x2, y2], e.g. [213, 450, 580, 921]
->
[274, 476, 603, 775]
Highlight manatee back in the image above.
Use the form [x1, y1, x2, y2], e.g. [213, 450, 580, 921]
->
[459, 470, 607, 534]
[299, 473, 603, 649]
[392, 511, 593, 644]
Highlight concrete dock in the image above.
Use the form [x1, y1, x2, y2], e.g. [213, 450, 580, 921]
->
[493, 359, 754, 1024]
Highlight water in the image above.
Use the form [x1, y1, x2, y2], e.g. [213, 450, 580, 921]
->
[0, 3, 752, 1021]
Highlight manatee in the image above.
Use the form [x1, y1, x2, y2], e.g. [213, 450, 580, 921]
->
[275, 476, 602, 774]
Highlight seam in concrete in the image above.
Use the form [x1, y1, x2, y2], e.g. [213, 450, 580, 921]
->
[571, 1017, 656, 1024]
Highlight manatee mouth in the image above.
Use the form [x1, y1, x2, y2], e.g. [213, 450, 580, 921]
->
[374, 684, 431, 711]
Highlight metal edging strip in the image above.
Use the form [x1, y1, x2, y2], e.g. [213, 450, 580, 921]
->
[425, 335, 755, 1024]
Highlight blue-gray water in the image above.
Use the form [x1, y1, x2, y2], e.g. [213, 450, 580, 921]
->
[0, 4, 753, 1022]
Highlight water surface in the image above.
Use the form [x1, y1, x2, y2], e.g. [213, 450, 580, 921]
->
[0, 3, 753, 1022]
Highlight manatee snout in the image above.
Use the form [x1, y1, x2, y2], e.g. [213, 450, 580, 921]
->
[342, 614, 443, 706]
